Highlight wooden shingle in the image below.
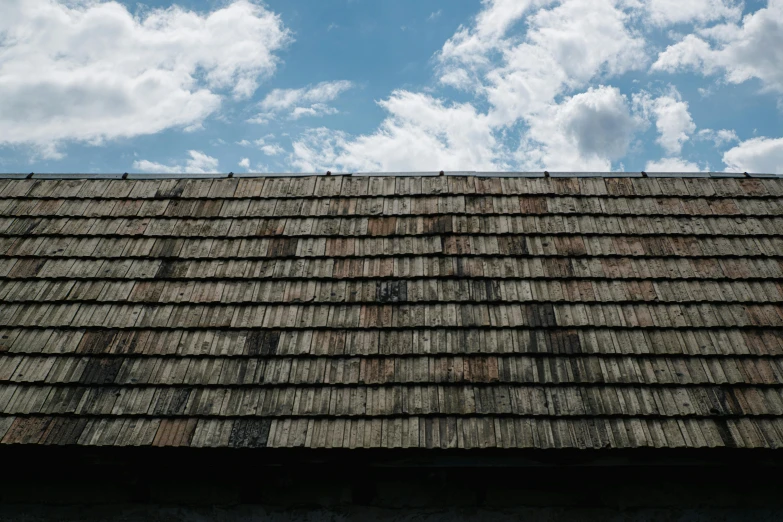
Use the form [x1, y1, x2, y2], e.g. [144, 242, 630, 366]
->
[1, 174, 782, 450]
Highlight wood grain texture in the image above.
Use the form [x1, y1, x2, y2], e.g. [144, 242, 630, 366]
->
[1, 175, 782, 449]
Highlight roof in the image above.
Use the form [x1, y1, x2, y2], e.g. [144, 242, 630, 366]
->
[0, 172, 782, 451]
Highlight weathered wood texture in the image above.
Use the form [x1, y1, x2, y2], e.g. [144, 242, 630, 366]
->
[1, 175, 782, 449]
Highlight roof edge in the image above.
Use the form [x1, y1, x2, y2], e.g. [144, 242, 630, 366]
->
[0, 171, 779, 180]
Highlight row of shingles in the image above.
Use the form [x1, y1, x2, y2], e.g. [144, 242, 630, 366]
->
[1, 352, 776, 444]
[1, 181, 776, 286]
[0, 308, 780, 442]
[0, 415, 162, 446]
[3, 303, 782, 329]
[1, 191, 776, 272]
[3, 257, 781, 281]
[0, 179, 776, 446]
[7, 332, 783, 424]
[3, 328, 782, 357]
[3, 381, 783, 418]
[262, 415, 781, 449]
[2, 196, 782, 218]
[0, 176, 776, 446]
[4, 215, 783, 238]
[0, 176, 781, 199]
[3, 414, 780, 449]
[0, 362, 780, 442]
[3, 278, 782, 305]
[4, 353, 783, 386]
[3, 228, 780, 414]
[2, 236, 781, 262]
[1, 211, 779, 254]
[3, 336, 780, 440]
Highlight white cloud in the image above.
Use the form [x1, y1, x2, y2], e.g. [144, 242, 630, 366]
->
[496, 0, 649, 170]
[247, 114, 273, 125]
[519, 86, 642, 170]
[697, 128, 739, 147]
[643, 0, 742, 26]
[559, 87, 639, 159]
[652, 1, 783, 92]
[133, 150, 220, 174]
[293, 0, 649, 172]
[183, 123, 204, 133]
[723, 137, 783, 173]
[291, 91, 503, 172]
[31, 143, 67, 161]
[260, 81, 353, 111]
[238, 158, 251, 169]
[261, 144, 285, 156]
[428, 10, 443, 21]
[645, 157, 702, 172]
[255, 80, 353, 121]
[634, 89, 696, 155]
[290, 104, 339, 119]
[440, 0, 647, 123]
[0, 0, 291, 154]
[439, 0, 541, 73]
[237, 136, 284, 155]
[652, 35, 714, 74]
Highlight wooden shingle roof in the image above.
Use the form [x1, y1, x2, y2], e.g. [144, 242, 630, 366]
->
[1, 172, 783, 450]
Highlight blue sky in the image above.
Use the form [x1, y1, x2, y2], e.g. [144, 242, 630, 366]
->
[1, 0, 782, 173]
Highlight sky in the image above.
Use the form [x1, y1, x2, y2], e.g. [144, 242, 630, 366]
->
[1, 0, 782, 174]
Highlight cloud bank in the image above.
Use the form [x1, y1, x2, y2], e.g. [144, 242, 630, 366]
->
[0, 0, 291, 157]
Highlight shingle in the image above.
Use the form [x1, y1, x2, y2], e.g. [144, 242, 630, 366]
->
[1, 173, 783, 450]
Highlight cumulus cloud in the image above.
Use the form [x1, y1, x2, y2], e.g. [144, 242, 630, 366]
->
[440, 0, 647, 122]
[238, 158, 251, 169]
[291, 91, 503, 172]
[439, 0, 540, 73]
[133, 151, 220, 174]
[254, 80, 353, 121]
[293, 0, 649, 172]
[560, 88, 639, 159]
[261, 144, 286, 156]
[652, 1, 783, 92]
[0, 0, 291, 154]
[237, 136, 285, 156]
[697, 128, 739, 147]
[723, 137, 783, 173]
[643, 0, 742, 26]
[518, 86, 642, 170]
[645, 157, 702, 172]
[634, 91, 696, 155]
[30, 143, 67, 161]
[290, 104, 339, 119]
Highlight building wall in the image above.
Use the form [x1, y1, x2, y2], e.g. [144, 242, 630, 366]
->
[3, 505, 783, 522]
[4, 448, 782, 521]
[3, 469, 783, 522]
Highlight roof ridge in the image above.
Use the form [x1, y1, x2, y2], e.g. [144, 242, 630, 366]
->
[0, 171, 780, 180]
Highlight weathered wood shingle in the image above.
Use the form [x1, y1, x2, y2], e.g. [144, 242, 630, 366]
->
[1, 173, 783, 449]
